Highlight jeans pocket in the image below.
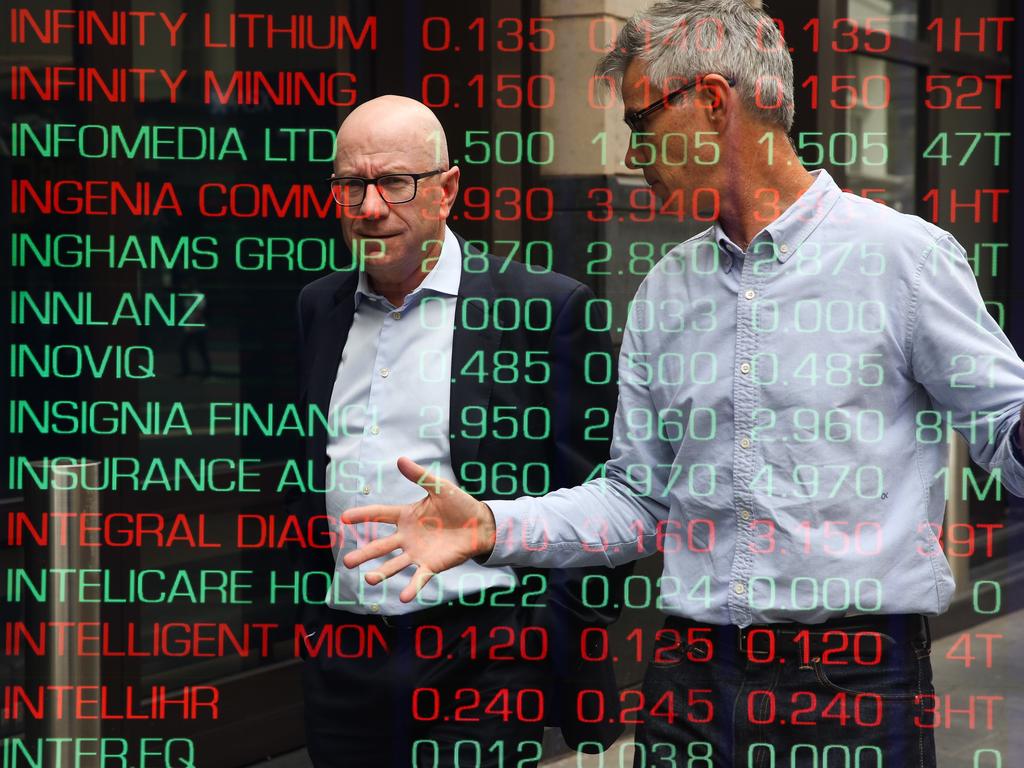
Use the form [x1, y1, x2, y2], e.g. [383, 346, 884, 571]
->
[650, 650, 686, 669]
[652, 640, 715, 669]
[807, 656, 921, 701]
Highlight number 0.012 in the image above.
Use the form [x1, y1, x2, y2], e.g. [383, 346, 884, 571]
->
[413, 739, 543, 768]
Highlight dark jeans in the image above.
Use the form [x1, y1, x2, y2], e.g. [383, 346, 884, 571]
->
[634, 615, 936, 768]
[302, 601, 546, 768]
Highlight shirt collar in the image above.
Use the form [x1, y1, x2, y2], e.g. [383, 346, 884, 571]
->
[712, 168, 842, 270]
[355, 225, 462, 309]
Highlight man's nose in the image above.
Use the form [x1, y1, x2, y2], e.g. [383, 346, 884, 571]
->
[359, 183, 390, 219]
[624, 137, 647, 171]
[624, 144, 640, 170]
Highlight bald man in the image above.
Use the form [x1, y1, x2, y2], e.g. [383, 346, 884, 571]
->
[289, 97, 629, 767]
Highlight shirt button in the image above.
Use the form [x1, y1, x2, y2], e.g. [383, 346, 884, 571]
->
[380, 367, 390, 378]
[780, 243, 790, 254]
[740, 362, 751, 375]
[391, 312, 402, 320]
[362, 486, 371, 495]
[733, 582, 746, 595]
[370, 426, 380, 436]
[744, 289, 756, 300]
[739, 509, 751, 521]
[370, 604, 381, 613]
[740, 437, 751, 449]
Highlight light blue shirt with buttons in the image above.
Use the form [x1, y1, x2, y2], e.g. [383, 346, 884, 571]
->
[325, 226, 516, 615]
[485, 169, 1024, 627]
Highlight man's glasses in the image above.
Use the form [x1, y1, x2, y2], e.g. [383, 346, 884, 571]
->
[328, 169, 444, 206]
[624, 75, 737, 133]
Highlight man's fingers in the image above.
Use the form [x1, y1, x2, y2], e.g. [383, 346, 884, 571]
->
[397, 456, 445, 495]
[365, 553, 413, 585]
[342, 534, 402, 568]
[399, 566, 435, 603]
[341, 504, 401, 525]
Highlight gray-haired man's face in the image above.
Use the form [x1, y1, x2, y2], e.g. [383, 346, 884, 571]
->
[620, 59, 726, 202]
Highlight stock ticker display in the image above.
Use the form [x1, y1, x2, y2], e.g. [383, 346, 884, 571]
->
[1, 2, 1019, 767]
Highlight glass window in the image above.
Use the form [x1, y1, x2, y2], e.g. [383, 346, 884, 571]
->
[843, 56, 917, 213]
[928, 0, 1013, 54]
[848, 0, 918, 41]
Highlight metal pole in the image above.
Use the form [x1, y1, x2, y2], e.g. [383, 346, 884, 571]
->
[946, 436, 971, 594]
[25, 460, 102, 768]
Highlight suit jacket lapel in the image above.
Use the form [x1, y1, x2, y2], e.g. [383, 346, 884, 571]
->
[307, 274, 359, 512]
[450, 238, 502, 473]
[308, 242, 498, 496]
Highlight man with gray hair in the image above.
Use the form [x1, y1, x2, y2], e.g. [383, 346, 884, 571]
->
[340, 3, 1024, 766]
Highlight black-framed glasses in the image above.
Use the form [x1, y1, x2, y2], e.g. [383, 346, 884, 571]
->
[328, 169, 444, 206]
[624, 75, 736, 133]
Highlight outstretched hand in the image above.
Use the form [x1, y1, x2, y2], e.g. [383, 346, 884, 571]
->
[341, 457, 497, 602]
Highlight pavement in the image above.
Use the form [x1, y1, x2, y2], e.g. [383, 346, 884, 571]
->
[251, 609, 1023, 767]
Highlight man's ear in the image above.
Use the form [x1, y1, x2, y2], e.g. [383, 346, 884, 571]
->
[696, 74, 732, 118]
[439, 166, 461, 218]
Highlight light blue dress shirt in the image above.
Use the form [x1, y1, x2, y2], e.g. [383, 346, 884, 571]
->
[325, 226, 516, 615]
[486, 170, 1024, 627]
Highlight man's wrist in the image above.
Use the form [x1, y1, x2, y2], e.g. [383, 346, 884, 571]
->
[477, 501, 497, 557]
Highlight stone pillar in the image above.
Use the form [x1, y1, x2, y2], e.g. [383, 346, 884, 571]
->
[535, 0, 713, 338]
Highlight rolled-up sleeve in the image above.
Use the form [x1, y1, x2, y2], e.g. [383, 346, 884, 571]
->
[486, 286, 677, 569]
[908, 234, 1024, 494]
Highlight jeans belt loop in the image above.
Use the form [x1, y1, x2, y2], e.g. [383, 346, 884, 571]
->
[738, 625, 765, 657]
[919, 614, 932, 651]
[737, 626, 749, 655]
[739, 625, 785, 660]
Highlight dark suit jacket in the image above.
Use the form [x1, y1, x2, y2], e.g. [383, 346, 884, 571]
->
[289, 235, 630, 749]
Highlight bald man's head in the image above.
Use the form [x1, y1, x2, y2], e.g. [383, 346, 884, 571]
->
[335, 95, 449, 173]
[330, 96, 460, 304]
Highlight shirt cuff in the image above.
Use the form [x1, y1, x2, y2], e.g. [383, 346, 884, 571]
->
[481, 500, 526, 567]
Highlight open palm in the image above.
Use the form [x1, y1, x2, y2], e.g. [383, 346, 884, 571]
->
[340, 457, 497, 602]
